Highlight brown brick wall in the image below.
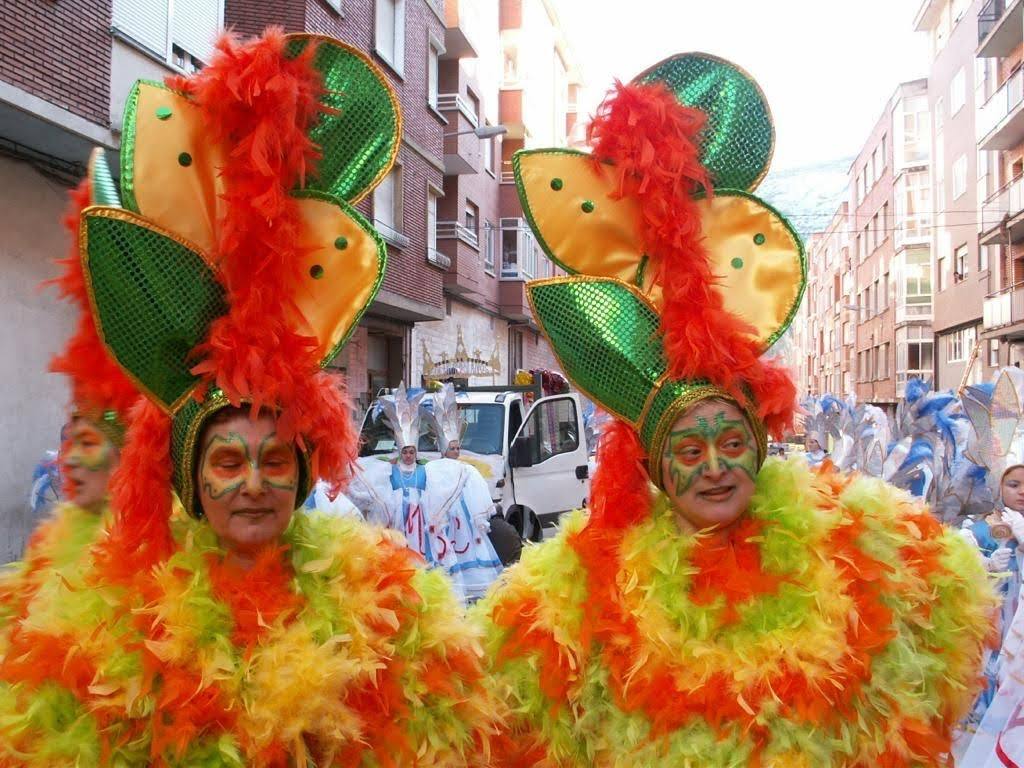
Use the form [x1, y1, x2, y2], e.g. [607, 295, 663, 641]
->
[0, 0, 113, 126]
[224, 0, 305, 38]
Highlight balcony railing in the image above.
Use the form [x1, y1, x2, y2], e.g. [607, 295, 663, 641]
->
[500, 160, 515, 184]
[436, 220, 479, 248]
[984, 282, 1024, 329]
[978, 68, 1024, 145]
[436, 93, 479, 127]
[981, 175, 1024, 235]
[979, 0, 1007, 45]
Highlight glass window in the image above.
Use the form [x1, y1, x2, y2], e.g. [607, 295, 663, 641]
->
[427, 41, 439, 109]
[950, 67, 966, 115]
[955, 244, 968, 282]
[517, 398, 579, 465]
[426, 188, 438, 252]
[990, 339, 1001, 367]
[373, 165, 403, 238]
[375, 0, 405, 73]
[953, 154, 968, 199]
[458, 404, 505, 455]
[483, 220, 495, 273]
[465, 201, 479, 241]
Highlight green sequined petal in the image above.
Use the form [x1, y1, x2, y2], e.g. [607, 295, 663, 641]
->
[635, 53, 774, 192]
[286, 35, 401, 204]
[527, 277, 667, 426]
[82, 210, 227, 412]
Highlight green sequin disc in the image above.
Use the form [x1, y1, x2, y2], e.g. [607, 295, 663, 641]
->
[581, 200, 595, 213]
[731, 257, 744, 269]
[634, 53, 774, 192]
[286, 36, 400, 204]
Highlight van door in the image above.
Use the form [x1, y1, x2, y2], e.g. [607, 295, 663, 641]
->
[508, 394, 590, 525]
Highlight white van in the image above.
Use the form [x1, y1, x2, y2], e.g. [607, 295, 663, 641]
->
[359, 385, 591, 540]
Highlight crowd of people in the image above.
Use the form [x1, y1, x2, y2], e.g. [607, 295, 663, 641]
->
[0, 28, 1009, 766]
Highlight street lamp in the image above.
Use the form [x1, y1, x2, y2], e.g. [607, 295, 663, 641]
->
[443, 125, 508, 139]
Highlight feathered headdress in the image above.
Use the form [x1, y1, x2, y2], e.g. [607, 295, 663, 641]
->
[425, 382, 465, 450]
[378, 383, 425, 451]
[962, 368, 1024, 503]
[48, 160, 141, 446]
[515, 53, 805, 530]
[79, 29, 399, 573]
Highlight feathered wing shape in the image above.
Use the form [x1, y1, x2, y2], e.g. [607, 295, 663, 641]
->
[379, 383, 425, 450]
[427, 383, 465, 449]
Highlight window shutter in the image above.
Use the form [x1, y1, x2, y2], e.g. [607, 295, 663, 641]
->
[113, 0, 169, 58]
[172, 0, 222, 64]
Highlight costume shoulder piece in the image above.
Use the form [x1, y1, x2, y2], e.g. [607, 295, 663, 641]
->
[478, 459, 995, 767]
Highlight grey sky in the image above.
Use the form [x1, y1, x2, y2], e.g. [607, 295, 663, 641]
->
[558, 0, 928, 170]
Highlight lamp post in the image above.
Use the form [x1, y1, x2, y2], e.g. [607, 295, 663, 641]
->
[443, 125, 508, 139]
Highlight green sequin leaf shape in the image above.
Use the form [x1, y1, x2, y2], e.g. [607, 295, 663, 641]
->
[286, 34, 401, 204]
[634, 52, 774, 192]
[527, 277, 667, 426]
[81, 209, 226, 413]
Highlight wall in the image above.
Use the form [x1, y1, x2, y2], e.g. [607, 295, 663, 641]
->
[0, 0, 113, 126]
[412, 299, 509, 385]
[0, 156, 76, 562]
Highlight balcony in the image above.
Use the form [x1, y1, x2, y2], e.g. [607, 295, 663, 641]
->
[436, 220, 479, 249]
[442, 0, 479, 60]
[979, 175, 1024, 245]
[984, 284, 1024, 332]
[978, 69, 1024, 151]
[499, 279, 532, 322]
[978, 0, 1024, 58]
[438, 93, 479, 175]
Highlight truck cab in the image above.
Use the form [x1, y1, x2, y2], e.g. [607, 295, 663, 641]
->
[359, 381, 590, 540]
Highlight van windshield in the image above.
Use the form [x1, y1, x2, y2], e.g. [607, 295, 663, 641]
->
[458, 403, 504, 455]
[358, 401, 505, 457]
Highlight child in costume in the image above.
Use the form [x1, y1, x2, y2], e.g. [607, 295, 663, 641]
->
[0, 30, 499, 766]
[474, 53, 994, 767]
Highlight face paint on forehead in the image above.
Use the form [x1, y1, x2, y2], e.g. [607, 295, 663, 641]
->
[663, 409, 757, 497]
[200, 430, 299, 500]
[65, 425, 115, 472]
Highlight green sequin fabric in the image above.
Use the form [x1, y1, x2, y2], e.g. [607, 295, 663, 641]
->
[82, 211, 226, 412]
[286, 36, 401, 204]
[172, 390, 313, 518]
[635, 53, 773, 192]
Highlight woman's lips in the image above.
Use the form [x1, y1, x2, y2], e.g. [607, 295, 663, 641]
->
[232, 508, 273, 519]
[697, 485, 735, 502]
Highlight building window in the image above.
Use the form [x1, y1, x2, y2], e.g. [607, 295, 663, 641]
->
[952, 154, 968, 199]
[938, 255, 947, 291]
[112, 0, 222, 68]
[464, 201, 479, 246]
[878, 343, 888, 380]
[483, 220, 495, 274]
[979, 244, 989, 272]
[427, 39, 442, 109]
[948, 326, 976, 363]
[950, 67, 966, 115]
[375, 0, 406, 75]
[880, 134, 887, 169]
[373, 164, 404, 245]
[954, 244, 968, 283]
[426, 186, 439, 255]
[990, 339, 1001, 368]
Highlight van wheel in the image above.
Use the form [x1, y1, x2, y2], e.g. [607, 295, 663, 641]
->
[505, 505, 542, 543]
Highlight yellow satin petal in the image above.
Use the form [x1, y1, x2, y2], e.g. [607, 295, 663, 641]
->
[515, 150, 804, 349]
[516, 150, 646, 284]
[701, 192, 804, 349]
[131, 83, 225, 257]
[292, 195, 383, 364]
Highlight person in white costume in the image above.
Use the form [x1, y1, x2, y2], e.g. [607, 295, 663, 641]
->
[954, 367, 1024, 765]
[422, 383, 503, 602]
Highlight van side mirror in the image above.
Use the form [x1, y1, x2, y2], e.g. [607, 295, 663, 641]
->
[510, 435, 534, 468]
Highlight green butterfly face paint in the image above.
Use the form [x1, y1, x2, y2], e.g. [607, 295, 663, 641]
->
[659, 399, 758, 534]
[196, 411, 300, 564]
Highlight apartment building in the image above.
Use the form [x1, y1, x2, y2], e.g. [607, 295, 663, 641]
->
[803, 205, 854, 398]
[411, 0, 579, 392]
[914, 0, 995, 388]
[975, 0, 1024, 368]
